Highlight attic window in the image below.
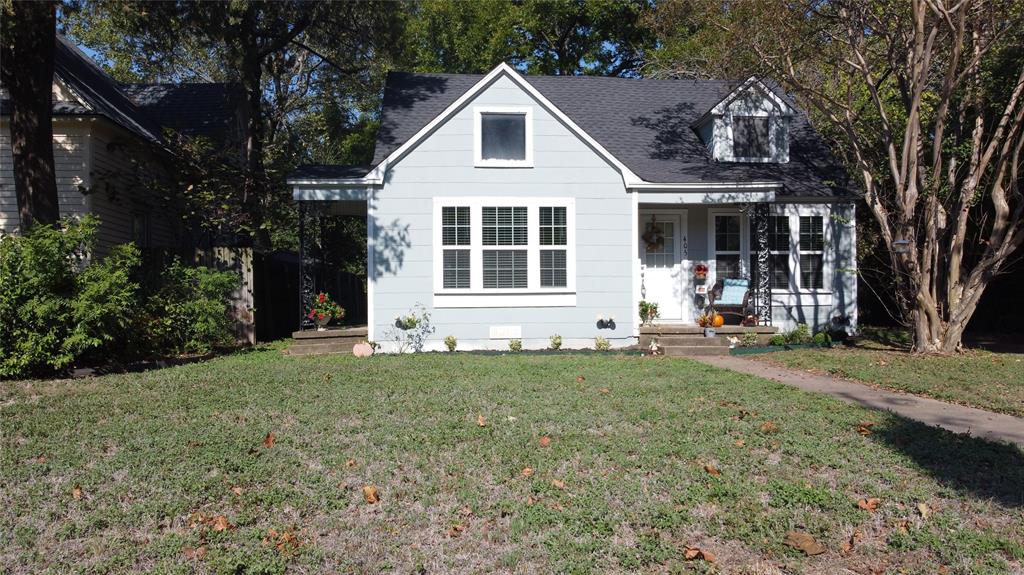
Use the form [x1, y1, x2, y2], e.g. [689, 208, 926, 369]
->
[475, 107, 533, 167]
[732, 116, 770, 159]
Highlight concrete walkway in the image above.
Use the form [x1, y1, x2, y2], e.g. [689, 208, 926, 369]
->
[696, 355, 1024, 448]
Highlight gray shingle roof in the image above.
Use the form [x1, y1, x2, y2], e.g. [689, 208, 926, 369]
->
[290, 164, 372, 180]
[370, 71, 855, 198]
[120, 83, 239, 138]
[2, 36, 237, 145]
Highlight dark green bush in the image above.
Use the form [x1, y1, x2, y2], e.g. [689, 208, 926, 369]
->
[768, 334, 787, 346]
[141, 259, 239, 355]
[0, 217, 140, 378]
[813, 331, 832, 347]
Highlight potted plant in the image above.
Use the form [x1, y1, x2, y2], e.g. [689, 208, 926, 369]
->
[694, 263, 709, 281]
[639, 300, 659, 326]
[307, 292, 345, 331]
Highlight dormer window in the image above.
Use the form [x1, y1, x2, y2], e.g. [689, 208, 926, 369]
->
[697, 77, 794, 164]
[475, 107, 533, 167]
[732, 116, 770, 159]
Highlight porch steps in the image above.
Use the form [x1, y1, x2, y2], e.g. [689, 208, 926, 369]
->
[286, 325, 368, 356]
[640, 325, 777, 357]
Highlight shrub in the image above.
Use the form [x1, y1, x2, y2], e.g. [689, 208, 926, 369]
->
[813, 331, 832, 347]
[140, 258, 239, 355]
[444, 335, 458, 352]
[0, 216, 141, 378]
[594, 336, 611, 351]
[784, 323, 813, 345]
[549, 334, 562, 350]
[768, 335, 787, 346]
[508, 339, 522, 352]
[384, 303, 435, 353]
[741, 332, 760, 347]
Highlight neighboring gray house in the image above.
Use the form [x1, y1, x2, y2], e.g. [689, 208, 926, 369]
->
[288, 63, 858, 352]
[0, 36, 237, 254]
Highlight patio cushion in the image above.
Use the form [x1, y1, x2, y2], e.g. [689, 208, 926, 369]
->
[719, 278, 748, 306]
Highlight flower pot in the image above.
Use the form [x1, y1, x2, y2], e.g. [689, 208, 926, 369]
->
[314, 316, 330, 331]
[704, 327, 716, 337]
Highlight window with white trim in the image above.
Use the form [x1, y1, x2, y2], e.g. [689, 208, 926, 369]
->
[732, 116, 770, 159]
[714, 214, 743, 279]
[433, 198, 575, 302]
[767, 215, 790, 290]
[539, 206, 567, 287]
[474, 107, 533, 167]
[799, 215, 825, 289]
[441, 206, 470, 289]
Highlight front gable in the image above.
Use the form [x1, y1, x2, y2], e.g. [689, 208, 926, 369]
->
[697, 77, 795, 164]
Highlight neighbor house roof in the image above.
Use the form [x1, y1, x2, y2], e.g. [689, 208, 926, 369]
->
[364, 70, 853, 198]
[1, 35, 237, 145]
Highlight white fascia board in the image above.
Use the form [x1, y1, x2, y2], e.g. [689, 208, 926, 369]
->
[291, 186, 375, 201]
[711, 76, 795, 116]
[366, 62, 643, 186]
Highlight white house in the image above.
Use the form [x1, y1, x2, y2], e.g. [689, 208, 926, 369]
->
[288, 63, 858, 353]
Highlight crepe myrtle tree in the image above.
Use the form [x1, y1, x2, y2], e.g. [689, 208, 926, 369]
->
[724, 0, 1024, 353]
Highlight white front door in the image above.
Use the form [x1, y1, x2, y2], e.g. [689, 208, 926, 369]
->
[639, 211, 690, 322]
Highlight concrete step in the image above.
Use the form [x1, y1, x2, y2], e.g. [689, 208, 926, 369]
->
[292, 326, 367, 340]
[641, 325, 778, 336]
[661, 345, 732, 357]
[287, 341, 359, 356]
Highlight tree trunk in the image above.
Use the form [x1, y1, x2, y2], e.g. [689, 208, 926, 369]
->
[0, 1, 60, 230]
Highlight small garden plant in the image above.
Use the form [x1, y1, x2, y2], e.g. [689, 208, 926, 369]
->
[444, 335, 457, 352]
[594, 336, 611, 351]
[508, 339, 523, 352]
[384, 303, 435, 353]
[638, 300, 659, 326]
[549, 334, 562, 350]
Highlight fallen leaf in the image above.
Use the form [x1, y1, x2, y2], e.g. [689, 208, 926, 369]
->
[917, 502, 931, 519]
[734, 439, 746, 447]
[683, 546, 715, 562]
[212, 515, 232, 532]
[857, 497, 881, 512]
[526, 495, 538, 505]
[477, 414, 487, 427]
[71, 484, 83, 500]
[35, 454, 47, 464]
[894, 519, 909, 534]
[182, 545, 207, 559]
[938, 566, 950, 575]
[346, 458, 357, 467]
[262, 432, 276, 449]
[522, 467, 534, 477]
[539, 436, 551, 448]
[703, 464, 722, 476]
[840, 542, 852, 555]
[760, 420, 779, 433]
[363, 485, 380, 504]
[551, 479, 566, 490]
[507, 415, 518, 422]
[230, 486, 243, 496]
[857, 421, 876, 435]
[447, 523, 466, 538]
[459, 506, 473, 517]
[576, 375, 586, 382]
[783, 531, 826, 555]
[599, 388, 610, 394]
[841, 528, 863, 554]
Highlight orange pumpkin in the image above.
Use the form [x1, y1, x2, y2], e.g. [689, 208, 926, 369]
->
[712, 314, 725, 328]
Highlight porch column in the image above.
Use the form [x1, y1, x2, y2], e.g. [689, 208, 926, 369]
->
[297, 200, 320, 331]
[752, 203, 772, 326]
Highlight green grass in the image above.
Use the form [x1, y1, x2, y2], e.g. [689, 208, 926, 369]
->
[755, 330, 1024, 418]
[3, 348, 1023, 574]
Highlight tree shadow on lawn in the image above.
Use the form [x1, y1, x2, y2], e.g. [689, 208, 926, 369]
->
[874, 417, 1024, 508]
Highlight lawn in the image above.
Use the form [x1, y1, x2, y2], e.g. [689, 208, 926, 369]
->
[753, 330, 1024, 418]
[2, 349, 1023, 575]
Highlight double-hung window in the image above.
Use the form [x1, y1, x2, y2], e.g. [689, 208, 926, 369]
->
[799, 215, 825, 289]
[434, 198, 574, 306]
[539, 206, 567, 287]
[482, 206, 528, 289]
[441, 206, 471, 289]
[713, 214, 744, 280]
[767, 216, 791, 290]
[732, 116, 771, 159]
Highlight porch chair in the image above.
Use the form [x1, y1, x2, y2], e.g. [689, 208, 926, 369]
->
[708, 278, 755, 325]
